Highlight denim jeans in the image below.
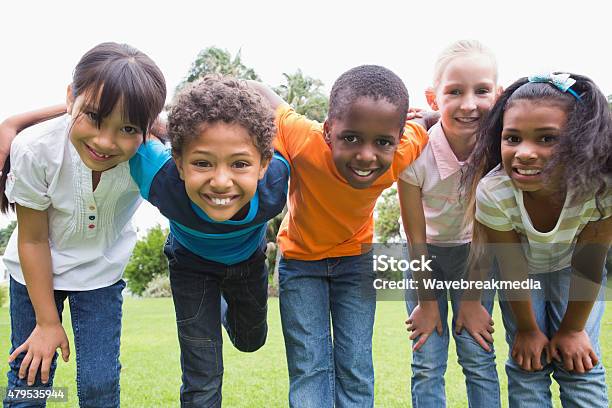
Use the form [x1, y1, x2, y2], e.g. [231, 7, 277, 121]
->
[4, 277, 124, 408]
[279, 251, 376, 408]
[404, 243, 500, 408]
[499, 267, 608, 408]
[164, 234, 268, 408]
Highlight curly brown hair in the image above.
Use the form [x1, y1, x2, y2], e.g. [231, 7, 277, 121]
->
[167, 75, 275, 161]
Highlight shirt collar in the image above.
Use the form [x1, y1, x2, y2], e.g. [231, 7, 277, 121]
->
[429, 122, 463, 180]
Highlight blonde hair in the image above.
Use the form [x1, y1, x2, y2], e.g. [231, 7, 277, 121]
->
[432, 40, 498, 89]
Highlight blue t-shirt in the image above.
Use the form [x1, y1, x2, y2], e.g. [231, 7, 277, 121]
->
[129, 141, 289, 265]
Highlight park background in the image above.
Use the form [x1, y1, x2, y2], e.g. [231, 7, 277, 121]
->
[0, 0, 610, 406]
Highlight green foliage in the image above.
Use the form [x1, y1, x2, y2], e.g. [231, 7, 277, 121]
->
[0, 284, 7, 307]
[274, 70, 329, 122]
[142, 275, 172, 298]
[0, 221, 16, 255]
[124, 225, 169, 295]
[375, 187, 401, 244]
[177, 47, 260, 93]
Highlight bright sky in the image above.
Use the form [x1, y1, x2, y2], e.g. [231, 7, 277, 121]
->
[1, 0, 610, 230]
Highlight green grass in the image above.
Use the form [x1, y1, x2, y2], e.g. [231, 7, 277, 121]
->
[1, 297, 610, 407]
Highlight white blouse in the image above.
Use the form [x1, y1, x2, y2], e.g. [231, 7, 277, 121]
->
[3, 116, 142, 290]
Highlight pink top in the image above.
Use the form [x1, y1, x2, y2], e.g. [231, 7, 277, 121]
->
[399, 122, 471, 244]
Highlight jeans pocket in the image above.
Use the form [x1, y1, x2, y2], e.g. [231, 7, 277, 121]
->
[170, 269, 207, 324]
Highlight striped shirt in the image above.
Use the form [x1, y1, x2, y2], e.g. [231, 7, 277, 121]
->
[475, 166, 612, 273]
[399, 122, 471, 244]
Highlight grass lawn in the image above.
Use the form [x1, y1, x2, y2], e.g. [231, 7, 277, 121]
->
[1, 296, 610, 407]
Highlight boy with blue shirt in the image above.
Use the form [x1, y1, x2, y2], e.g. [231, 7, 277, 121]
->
[130, 75, 289, 408]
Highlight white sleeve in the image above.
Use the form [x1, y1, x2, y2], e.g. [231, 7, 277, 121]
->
[5, 140, 50, 211]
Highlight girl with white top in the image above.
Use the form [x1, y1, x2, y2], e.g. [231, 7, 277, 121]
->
[1, 42, 166, 407]
[463, 72, 611, 407]
[398, 40, 502, 407]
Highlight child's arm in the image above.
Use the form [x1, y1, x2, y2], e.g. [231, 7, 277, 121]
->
[548, 216, 611, 373]
[484, 223, 549, 371]
[398, 179, 442, 351]
[0, 105, 66, 168]
[247, 81, 288, 111]
[454, 235, 495, 352]
[8, 205, 70, 385]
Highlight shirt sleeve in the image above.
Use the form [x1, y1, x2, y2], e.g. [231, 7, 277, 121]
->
[589, 192, 612, 221]
[399, 162, 420, 186]
[129, 140, 172, 200]
[272, 104, 321, 164]
[474, 180, 515, 231]
[5, 141, 50, 211]
[392, 121, 429, 178]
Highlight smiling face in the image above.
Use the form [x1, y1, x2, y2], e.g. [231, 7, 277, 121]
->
[174, 122, 270, 222]
[501, 99, 567, 198]
[431, 55, 498, 142]
[323, 96, 403, 189]
[67, 87, 144, 172]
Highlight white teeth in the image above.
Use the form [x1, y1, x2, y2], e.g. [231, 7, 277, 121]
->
[354, 169, 374, 177]
[456, 117, 478, 123]
[212, 197, 231, 205]
[516, 168, 541, 175]
[89, 147, 111, 158]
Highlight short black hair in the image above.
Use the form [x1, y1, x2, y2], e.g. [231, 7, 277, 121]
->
[328, 65, 409, 128]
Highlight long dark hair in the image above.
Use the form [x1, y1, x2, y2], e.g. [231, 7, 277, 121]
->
[0, 42, 166, 213]
[461, 73, 611, 266]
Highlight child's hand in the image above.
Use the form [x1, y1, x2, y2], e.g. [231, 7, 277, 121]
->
[406, 300, 443, 351]
[8, 323, 70, 385]
[512, 329, 549, 371]
[454, 300, 494, 352]
[405, 107, 424, 121]
[548, 329, 599, 373]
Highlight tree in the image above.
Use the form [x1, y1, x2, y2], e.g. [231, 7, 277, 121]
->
[0, 221, 16, 255]
[124, 225, 169, 295]
[375, 188, 401, 244]
[274, 70, 329, 122]
[176, 47, 260, 92]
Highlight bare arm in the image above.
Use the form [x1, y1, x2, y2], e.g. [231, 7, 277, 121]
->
[398, 179, 442, 350]
[0, 105, 66, 168]
[548, 216, 611, 372]
[484, 223, 549, 371]
[9, 205, 70, 385]
[247, 81, 288, 111]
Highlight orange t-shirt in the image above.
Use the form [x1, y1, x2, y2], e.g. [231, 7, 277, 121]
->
[273, 105, 428, 260]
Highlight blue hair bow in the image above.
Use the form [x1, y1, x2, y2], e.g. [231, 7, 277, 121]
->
[528, 73, 581, 100]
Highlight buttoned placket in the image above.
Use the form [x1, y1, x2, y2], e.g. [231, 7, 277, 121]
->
[82, 169, 99, 238]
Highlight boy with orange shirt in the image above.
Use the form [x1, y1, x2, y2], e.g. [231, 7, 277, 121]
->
[252, 65, 429, 407]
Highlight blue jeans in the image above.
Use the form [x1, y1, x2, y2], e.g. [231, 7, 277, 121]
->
[279, 251, 376, 408]
[404, 244, 500, 408]
[164, 234, 268, 408]
[4, 277, 124, 408]
[499, 267, 608, 408]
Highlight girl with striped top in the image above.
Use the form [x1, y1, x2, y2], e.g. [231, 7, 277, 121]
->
[462, 72, 611, 407]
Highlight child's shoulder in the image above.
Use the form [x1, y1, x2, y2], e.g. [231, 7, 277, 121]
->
[275, 105, 323, 138]
[477, 166, 515, 200]
[258, 152, 290, 193]
[12, 115, 69, 162]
